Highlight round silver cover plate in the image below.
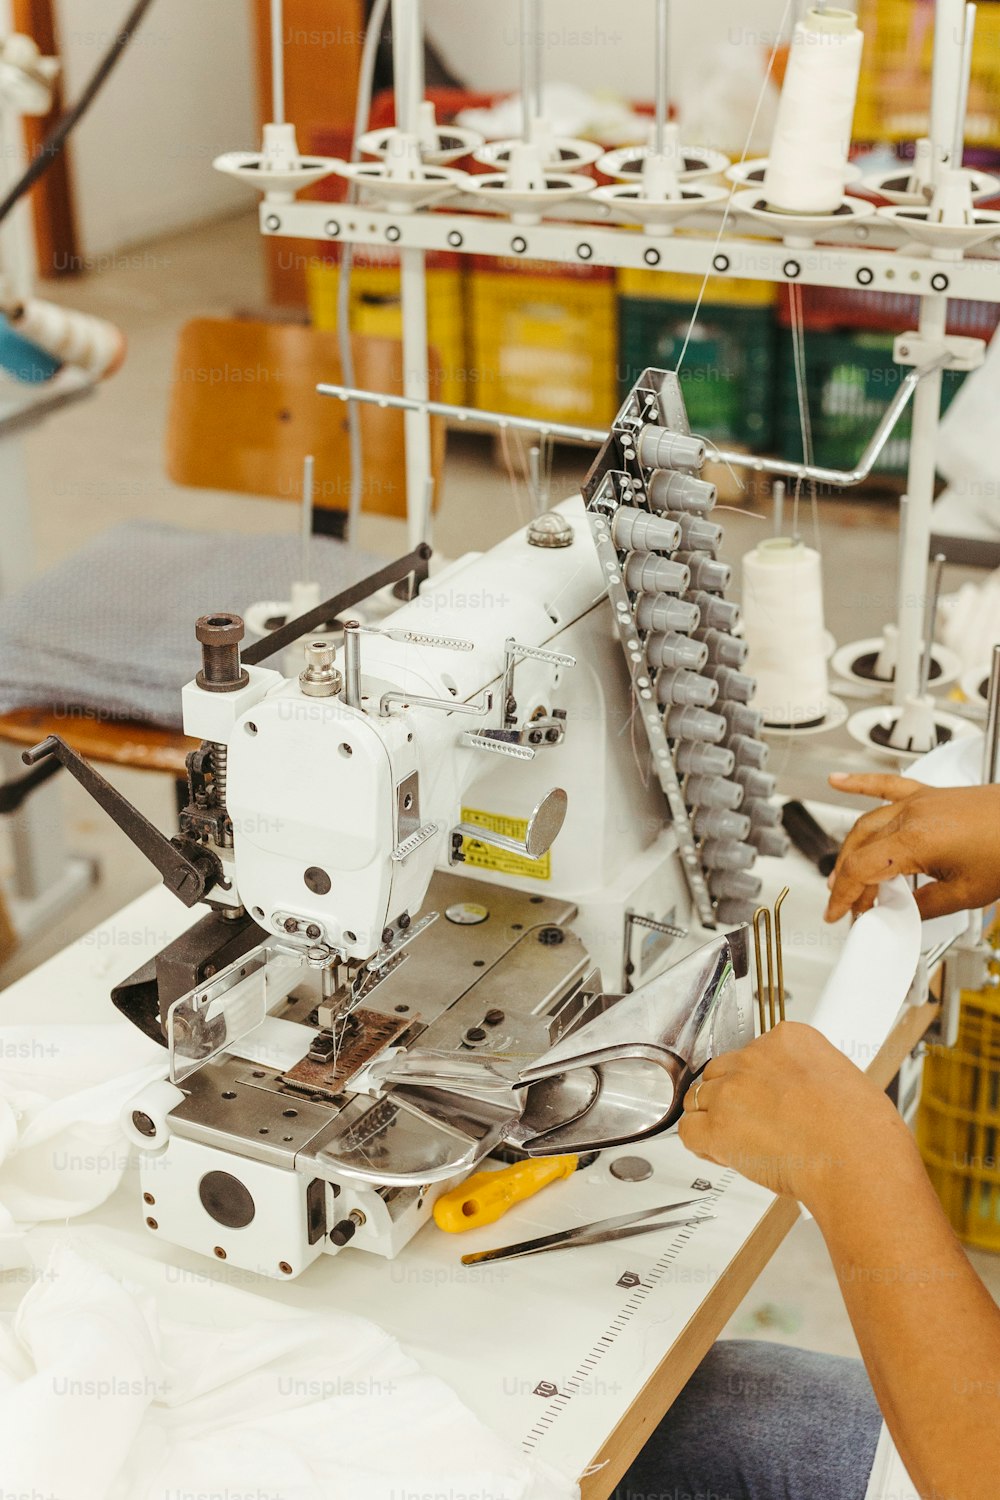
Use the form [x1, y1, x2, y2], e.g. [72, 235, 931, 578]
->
[445, 902, 490, 926]
[610, 1155, 653, 1182]
[527, 513, 574, 548]
[525, 787, 568, 859]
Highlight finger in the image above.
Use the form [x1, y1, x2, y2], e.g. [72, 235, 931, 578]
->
[677, 1111, 722, 1164]
[914, 879, 967, 922]
[828, 772, 922, 803]
[833, 799, 901, 857]
[826, 804, 900, 899]
[682, 1076, 721, 1115]
[825, 831, 917, 922]
[850, 885, 879, 920]
[701, 1051, 739, 1082]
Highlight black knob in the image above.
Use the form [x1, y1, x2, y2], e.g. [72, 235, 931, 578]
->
[330, 1215, 359, 1247]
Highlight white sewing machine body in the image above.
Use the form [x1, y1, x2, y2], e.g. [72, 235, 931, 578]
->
[199, 500, 679, 978]
[21, 372, 763, 1280]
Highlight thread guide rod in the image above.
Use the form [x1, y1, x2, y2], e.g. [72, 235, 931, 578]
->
[270, 0, 285, 124]
[317, 359, 944, 489]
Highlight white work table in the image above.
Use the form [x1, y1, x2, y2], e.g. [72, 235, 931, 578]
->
[0, 836, 936, 1499]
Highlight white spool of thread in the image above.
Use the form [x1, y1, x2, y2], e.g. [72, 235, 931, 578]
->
[763, 7, 863, 215]
[742, 537, 830, 726]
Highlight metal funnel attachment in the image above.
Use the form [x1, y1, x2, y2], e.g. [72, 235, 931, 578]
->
[510, 927, 754, 1154]
[312, 929, 753, 1183]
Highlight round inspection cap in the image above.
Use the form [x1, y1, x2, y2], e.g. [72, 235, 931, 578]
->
[610, 1155, 654, 1182]
[527, 512, 574, 548]
[445, 902, 490, 926]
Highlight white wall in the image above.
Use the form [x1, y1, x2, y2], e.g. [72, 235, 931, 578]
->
[425, 2, 787, 113]
[53, 0, 257, 259]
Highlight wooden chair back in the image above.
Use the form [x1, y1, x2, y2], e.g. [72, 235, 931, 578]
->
[166, 319, 445, 520]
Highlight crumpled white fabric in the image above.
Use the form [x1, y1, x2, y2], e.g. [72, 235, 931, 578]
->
[0, 1021, 166, 1264]
[0, 1243, 577, 1500]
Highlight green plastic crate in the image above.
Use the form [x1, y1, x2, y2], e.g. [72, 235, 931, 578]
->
[618, 298, 776, 448]
[775, 330, 967, 477]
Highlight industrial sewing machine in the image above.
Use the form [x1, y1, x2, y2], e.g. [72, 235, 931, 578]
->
[23, 370, 774, 1279]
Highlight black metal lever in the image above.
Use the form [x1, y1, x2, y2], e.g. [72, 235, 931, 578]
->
[0, 754, 62, 814]
[241, 545, 433, 667]
[22, 735, 222, 907]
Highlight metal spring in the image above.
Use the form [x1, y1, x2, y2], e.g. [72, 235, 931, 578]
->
[212, 741, 233, 848]
[212, 741, 228, 804]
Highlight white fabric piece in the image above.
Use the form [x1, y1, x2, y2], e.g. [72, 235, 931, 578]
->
[863, 1421, 920, 1500]
[456, 81, 646, 145]
[940, 569, 1000, 674]
[0, 1022, 165, 1256]
[937, 326, 1000, 532]
[810, 877, 921, 1068]
[0, 1243, 577, 1500]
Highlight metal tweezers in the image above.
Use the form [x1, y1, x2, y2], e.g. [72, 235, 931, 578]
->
[460, 1196, 714, 1265]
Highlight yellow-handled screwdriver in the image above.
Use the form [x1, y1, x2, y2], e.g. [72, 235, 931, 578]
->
[433, 1155, 578, 1233]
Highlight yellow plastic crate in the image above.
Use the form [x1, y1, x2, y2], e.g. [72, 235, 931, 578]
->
[468, 266, 618, 430]
[855, 0, 1000, 146]
[308, 258, 468, 407]
[617, 268, 776, 308]
[917, 918, 1000, 1251]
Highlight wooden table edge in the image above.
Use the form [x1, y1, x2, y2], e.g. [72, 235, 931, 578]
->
[579, 999, 940, 1498]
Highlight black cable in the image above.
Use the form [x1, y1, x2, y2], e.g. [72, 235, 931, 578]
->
[0, 0, 158, 229]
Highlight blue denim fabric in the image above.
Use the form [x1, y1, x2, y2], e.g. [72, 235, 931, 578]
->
[614, 1340, 882, 1500]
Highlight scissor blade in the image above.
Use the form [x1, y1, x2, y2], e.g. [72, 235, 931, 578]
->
[464, 1214, 715, 1265]
[459, 1196, 709, 1266]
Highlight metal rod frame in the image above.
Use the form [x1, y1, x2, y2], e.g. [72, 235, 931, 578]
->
[318, 359, 946, 490]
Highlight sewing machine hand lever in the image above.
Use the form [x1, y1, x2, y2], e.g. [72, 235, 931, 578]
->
[22, 735, 222, 907]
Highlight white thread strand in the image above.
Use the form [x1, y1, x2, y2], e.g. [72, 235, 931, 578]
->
[674, 0, 795, 374]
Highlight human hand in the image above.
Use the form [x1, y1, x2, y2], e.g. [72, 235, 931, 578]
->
[824, 774, 1000, 923]
[678, 1022, 911, 1210]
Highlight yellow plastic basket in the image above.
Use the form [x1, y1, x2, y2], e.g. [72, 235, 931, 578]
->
[917, 930, 1000, 1251]
[855, 0, 1000, 146]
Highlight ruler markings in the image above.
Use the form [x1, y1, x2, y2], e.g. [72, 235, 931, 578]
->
[521, 1170, 737, 1453]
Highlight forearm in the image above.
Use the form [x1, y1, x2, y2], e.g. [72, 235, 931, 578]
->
[810, 1124, 1000, 1500]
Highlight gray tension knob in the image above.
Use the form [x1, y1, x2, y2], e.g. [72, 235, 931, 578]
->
[624, 552, 690, 596]
[688, 590, 740, 631]
[684, 773, 744, 810]
[636, 592, 701, 634]
[675, 739, 734, 777]
[648, 469, 717, 515]
[664, 705, 726, 744]
[611, 507, 682, 554]
[637, 425, 706, 472]
[645, 631, 708, 671]
[656, 669, 718, 709]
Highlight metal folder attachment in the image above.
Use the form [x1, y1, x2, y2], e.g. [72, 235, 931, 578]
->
[753, 886, 789, 1034]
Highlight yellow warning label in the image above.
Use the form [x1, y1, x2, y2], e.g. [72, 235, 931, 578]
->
[459, 806, 552, 882]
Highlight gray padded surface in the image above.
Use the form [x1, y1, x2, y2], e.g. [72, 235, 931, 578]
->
[0, 521, 382, 729]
